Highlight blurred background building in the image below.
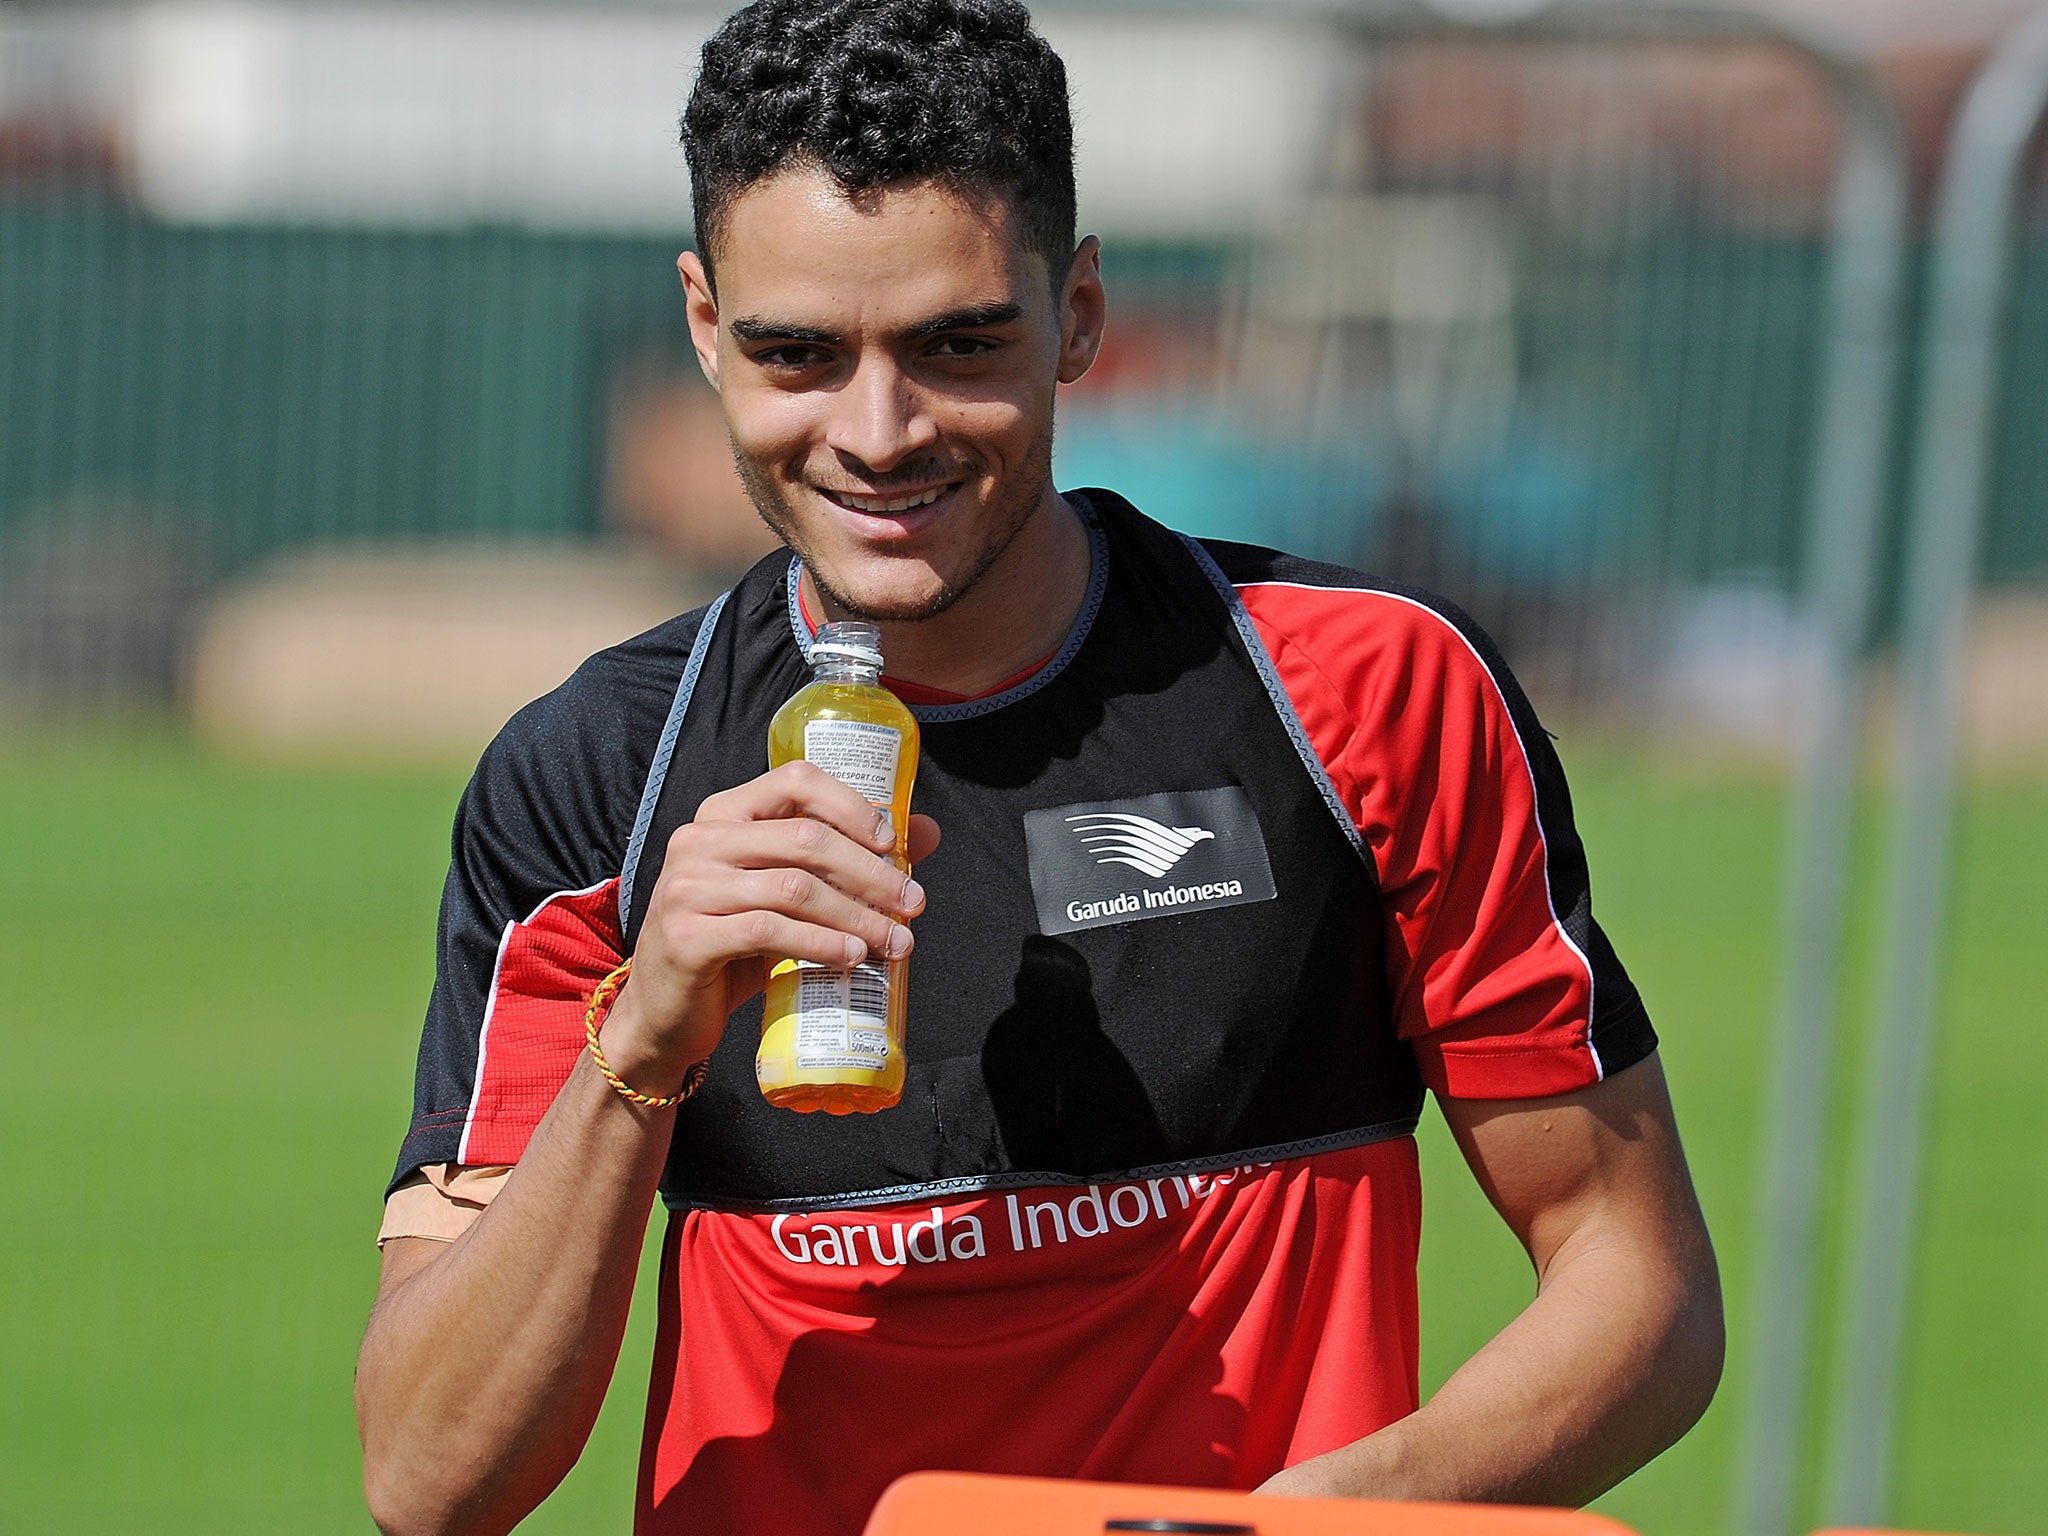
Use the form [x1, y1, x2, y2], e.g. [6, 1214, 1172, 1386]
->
[4, 0, 2044, 757]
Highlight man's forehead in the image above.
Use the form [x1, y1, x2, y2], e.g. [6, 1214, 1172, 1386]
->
[711, 166, 1049, 324]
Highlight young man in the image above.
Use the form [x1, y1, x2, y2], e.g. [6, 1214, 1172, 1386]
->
[356, 3, 1723, 1533]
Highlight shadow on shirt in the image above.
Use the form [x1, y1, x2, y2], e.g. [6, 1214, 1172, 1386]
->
[982, 935, 1173, 1174]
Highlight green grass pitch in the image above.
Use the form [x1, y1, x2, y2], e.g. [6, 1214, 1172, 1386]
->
[0, 730, 2041, 1534]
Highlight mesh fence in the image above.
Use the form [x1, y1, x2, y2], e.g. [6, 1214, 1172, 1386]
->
[1070, 32, 1848, 735]
[4, 12, 2043, 729]
[0, 11, 1901, 734]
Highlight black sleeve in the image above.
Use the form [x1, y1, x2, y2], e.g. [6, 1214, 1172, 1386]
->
[386, 614, 704, 1194]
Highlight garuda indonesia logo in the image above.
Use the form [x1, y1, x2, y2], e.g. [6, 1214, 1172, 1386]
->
[1065, 812, 1215, 879]
[1026, 787, 1274, 934]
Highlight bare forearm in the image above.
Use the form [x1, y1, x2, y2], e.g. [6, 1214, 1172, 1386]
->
[1272, 1231, 1723, 1504]
[356, 770, 935, 1533]
[356, 1054, 675, 1536]
[1260, 1054, 1726, 1505]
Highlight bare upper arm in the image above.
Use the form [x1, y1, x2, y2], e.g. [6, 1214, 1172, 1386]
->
[1436, 1050, 1714, 1283]
[374, 1235, 450, 1304]
[371, 1163, 511, 1307]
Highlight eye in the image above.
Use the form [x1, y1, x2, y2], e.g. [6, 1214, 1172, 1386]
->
[754, 345, 825, 370]
[929, 336, 997, 358]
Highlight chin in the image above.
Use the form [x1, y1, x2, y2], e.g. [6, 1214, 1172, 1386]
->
[813, 564, 963, 624]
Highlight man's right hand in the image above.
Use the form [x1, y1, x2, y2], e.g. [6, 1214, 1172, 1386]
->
[597, 760, 940, 1092]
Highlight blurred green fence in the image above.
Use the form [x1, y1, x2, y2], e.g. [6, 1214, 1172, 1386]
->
[6, 84, 2048, 713]
[0, 205, 1237, 568]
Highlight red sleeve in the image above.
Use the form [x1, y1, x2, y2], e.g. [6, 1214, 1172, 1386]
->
[454, 879, 626, 1165]
[1237, 580, 1652, 1099]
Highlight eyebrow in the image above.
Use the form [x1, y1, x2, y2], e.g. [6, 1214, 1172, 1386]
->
[901, 302, 1024, 340]
[728, 317, 842, 345]
[726, 301, 1024, 348]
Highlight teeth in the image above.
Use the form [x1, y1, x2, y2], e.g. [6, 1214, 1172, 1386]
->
[838, 486, 945, 514]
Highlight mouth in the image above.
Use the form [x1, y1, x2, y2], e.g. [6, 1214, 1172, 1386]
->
[813, 480, 965, 541]
[816, 482, 958, 515]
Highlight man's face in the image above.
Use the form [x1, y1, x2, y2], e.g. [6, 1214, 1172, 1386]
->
[679, 167, 1101, 622]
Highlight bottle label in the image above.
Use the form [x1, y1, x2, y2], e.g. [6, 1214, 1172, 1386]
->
[803, 718, 901, 806]
[792, 961, 892, 1072]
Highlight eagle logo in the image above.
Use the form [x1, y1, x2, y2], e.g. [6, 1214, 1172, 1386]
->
[1065, 812, 1216, 880]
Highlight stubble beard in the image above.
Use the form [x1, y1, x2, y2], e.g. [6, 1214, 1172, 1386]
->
[730, 408, 1057, 625]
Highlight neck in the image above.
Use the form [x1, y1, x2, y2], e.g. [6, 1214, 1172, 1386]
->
[802, 487, 1091, 698]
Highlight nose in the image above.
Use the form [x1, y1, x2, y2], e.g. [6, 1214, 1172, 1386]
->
[824, 353, 939, 476]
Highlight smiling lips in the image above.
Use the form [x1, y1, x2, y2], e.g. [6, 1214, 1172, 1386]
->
[820, 483, 956, 515]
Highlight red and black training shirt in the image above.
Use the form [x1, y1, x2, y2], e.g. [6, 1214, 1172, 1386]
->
[388, 489, 1654, 1534]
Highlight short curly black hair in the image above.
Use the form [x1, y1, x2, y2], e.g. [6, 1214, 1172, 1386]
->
[681, 0, 1075, 289]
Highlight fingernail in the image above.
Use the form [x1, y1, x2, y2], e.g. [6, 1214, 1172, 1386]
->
[901, 878, 925, 912]
[886, 924, 912, 958]
[873, 809, 894, 845]
[843, 934, 866, 964]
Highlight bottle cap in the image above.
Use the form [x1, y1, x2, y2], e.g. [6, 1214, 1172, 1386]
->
[810, 641, 885, 666]
[812, 621, 884, 670]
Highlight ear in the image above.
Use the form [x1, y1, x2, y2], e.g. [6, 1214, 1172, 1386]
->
[1056, 235, 1107, 386]
[678, 250, 721, 390]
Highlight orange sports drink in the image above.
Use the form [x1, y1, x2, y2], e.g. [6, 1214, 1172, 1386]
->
[757, 620, 919, 1113]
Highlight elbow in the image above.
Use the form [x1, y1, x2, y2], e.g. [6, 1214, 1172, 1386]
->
[359, 1397, 488, 1536]
[359, 1372, 438, 1536]
[362, 1451, 463, 1536]
[356, 1365, 575, 1536]
[1656, 1240, 1727, 1444]
[359, 1394, 555, 1536]
[364, 1464, 507, 1536]
[362, 1491, 424, 1536]
[363, 1480, 434, 1536]
[1686, 1268, 1728, 1422]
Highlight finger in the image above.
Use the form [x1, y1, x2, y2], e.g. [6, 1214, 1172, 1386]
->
[711, 866, 914, 960]
[673, 818, 922, 916]
[905, 813, 941, 866]
[696, 762, 897, 851]
[677, 910, 905, 973]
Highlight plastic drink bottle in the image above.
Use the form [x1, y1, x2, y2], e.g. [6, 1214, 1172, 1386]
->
[756, 620, 919, 1114]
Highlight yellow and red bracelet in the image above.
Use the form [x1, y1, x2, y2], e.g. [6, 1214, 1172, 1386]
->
[584, 959, 710, 1109]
